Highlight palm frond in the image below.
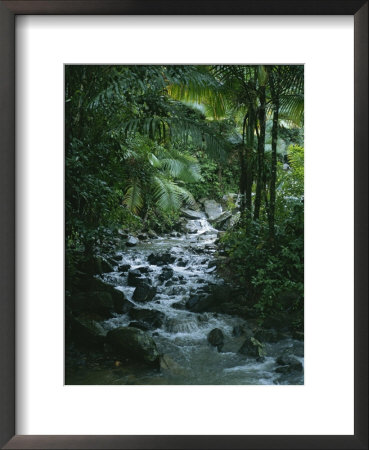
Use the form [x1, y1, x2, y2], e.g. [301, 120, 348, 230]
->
[152, 176, 195, 211]
[123, 180, 143, 214]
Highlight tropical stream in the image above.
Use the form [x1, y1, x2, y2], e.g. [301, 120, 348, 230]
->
[68, 214, 303, 385]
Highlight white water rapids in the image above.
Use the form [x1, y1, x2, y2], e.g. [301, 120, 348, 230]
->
[99, 216, 304, 385]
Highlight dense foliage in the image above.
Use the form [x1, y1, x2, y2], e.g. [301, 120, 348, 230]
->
[65, 64, 304, 331]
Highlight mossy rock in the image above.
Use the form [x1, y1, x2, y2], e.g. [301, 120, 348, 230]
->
[238, 337, 266, 358]
[106, 327, 160, 368]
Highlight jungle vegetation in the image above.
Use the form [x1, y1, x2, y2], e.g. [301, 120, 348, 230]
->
[65, 65, 304, 329]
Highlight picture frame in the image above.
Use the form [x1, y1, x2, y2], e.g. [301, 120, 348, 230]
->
[0, 1, 367, 448]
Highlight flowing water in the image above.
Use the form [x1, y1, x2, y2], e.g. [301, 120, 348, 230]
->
[92, 215, 304, 385]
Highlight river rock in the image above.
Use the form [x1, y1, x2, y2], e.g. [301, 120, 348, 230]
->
[129, 308, 165, 329]
[212, 211, 232, 230]
[127, 269, 144, 287]
[207, 328, 224, 352]
[138, 233, 148, 240]
[159, 267, 174, 282]
[185, 294, 204, 311]
[238, 337, 265, 358]
[126, 236, 139, 247]
[118, 264, 131, 272]
[113, 293, 134, 315]
[275, 354, 303, 374]
[132, 284, 157, 303]
[226, 211, 241, 229]
[106, 327, 160, 367]
[181, 208, 206, 220]
[204, 200, 223, 221]
[185, 284, 233, 313]
[148, 252, 175, 266]
[76, 277, 134, 314]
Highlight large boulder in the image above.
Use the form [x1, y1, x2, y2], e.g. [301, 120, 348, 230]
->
[212, 211, 232, 230]
[204, 200, 223, 221]
[70, 278, 133, 315]
[238, 337, 265, 358]
[106, 327, 160, 367]
[132, 284, 157, 303]
[222, 211, 241, 230]
[129, 308, 165, 329]
[207, 328, 224, 352]
[181, 208, 206, 220]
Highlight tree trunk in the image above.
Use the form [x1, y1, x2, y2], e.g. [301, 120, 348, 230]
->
[245, 109, 255, 221]
[239, 114, 248, 213]
[269, 99, 279, 240]
[254, 85, 266, 221]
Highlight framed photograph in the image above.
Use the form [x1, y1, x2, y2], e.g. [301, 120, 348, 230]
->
[0, 1, 367, 449]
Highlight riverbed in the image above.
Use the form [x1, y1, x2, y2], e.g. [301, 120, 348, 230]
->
[67, 214, 303, 385]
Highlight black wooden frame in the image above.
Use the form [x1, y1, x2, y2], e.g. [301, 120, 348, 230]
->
[0, 1, 367, 449]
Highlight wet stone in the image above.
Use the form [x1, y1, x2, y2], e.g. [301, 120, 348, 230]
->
[207, 328, 224, 352]
[148, 252, 175, 266]
[132, 284, 157, 303]
[127, 269, 143, 287]
[159, 267, 174, 282]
